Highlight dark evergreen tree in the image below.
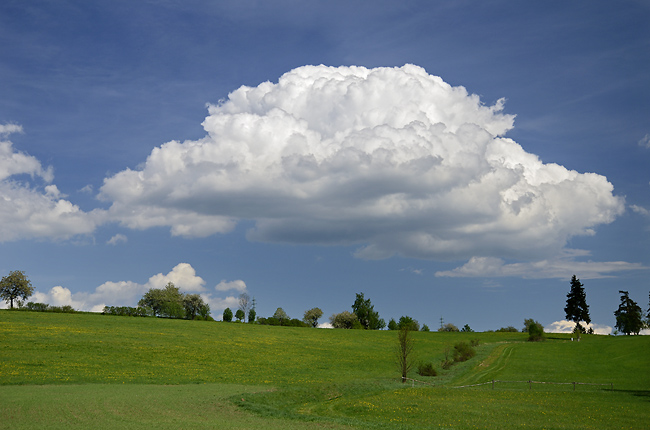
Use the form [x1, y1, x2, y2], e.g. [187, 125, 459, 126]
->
[614, 290, 643, 335]
[222, 307, 233, 322]
[564, 275, 590, 339]
[351, 292, 386, 330]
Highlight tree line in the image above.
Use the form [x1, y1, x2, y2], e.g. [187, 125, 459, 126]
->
[1, 270, 649, 335]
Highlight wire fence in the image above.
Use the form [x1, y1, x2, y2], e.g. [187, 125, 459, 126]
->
[401, 377, 613, 391]
[452, 379, 613, 391]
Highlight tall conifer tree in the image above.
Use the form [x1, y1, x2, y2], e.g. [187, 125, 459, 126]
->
[564, 275, 590, 339]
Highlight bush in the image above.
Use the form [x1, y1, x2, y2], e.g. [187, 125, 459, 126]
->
[527, 319, 546, 342]
[441, 359, 454, 370]
[330, 311, 359, 329]
[496, 326, 518, 332]
[438, 323, 459, 332]
[397, 315, 420, 331]
[470, 338, 480, 347]
[417, 362, 437, 377]
[452, 341, 476, 362]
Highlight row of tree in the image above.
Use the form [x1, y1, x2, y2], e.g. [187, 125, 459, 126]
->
[564, 275, 648, 336]
[2, 270, 650, 335]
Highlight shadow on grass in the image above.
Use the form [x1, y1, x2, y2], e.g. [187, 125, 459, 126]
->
[607, 389, 650, 401]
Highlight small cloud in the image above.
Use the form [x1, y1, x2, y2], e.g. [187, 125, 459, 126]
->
[107, 234, 128, 245]
[545, 320, 612, 335]
[0, 123, 23, 136]
[79, 184, 94, 194]
[631, 205, 650, 217]
[400, 267, 423, 275]
[215, 279, 247, 293]
[638, 133, 650, 149]
[147, 263, 206, 292]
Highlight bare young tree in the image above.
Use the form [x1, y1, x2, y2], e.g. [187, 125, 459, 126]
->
[396, 327, 415, 383]
[238, 293, 251, 320]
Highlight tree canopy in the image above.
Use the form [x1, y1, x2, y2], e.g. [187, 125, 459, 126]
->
[330, 311, 360, 329]
[0, 270, 34, 309]
[303, 307, 323, 328]
[351, 292, 385, 330]
[138, 282, 185, 318]
[614, 290, 643, 335]
[564, 275, 590, 338]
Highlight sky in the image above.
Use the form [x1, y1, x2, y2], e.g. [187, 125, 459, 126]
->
[0, 0, 649, 333]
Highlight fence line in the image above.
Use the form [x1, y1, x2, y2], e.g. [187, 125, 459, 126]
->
[452, 379, 613, 390]
[401, 377, 435, 387]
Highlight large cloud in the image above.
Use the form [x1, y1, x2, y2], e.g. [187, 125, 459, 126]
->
[0, 125, 98, 241]
[99, 64, 625, 264]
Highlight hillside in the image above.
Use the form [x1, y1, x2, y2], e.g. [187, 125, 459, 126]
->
[1, 311, 648, 429]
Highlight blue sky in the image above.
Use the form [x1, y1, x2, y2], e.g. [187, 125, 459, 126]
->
[1, 1, 648, 333]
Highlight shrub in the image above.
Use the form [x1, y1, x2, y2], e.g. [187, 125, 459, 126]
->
[421, 324, 430, 332]
[417, 362, 437, 377]
[441, 359, 454, 370]
[452, 341, 476, 362]
[470, 338, 480, 347]
[438, 323, 459, 332]
[330, 311, 359, 329]
[496, 326, 518, 332]
[461, 324, 474, 332]
[527, 319, 546, 342]
[397, 315, 420, 331]
[387, 318, 398, 330]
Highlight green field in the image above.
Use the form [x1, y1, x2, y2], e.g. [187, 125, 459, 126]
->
[1, 311, 648, 429]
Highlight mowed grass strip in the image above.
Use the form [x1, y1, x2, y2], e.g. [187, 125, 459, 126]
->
[0, 383, 354, 430]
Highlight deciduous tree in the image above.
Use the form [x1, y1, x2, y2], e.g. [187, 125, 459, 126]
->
[303, 307, 323, 328]
[329, 311, 360, 329]
[564, 275, 590, 339]
[138, 282, 184, 319]
[398, 315, 420, 331]
[182, 294, 206, 320]
[273, 307, 288, 324]
[222, 307, 233, 322]
[396, 327, 415, 383]
[0, 270, 33, 309]
[614, 290, 643, 335]
[238, 293, 252, 320]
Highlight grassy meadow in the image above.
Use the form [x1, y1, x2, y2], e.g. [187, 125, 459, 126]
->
[1, 310, 648, 429]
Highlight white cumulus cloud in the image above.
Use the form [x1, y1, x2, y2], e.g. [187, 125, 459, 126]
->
[0, 125, 98, 242]
[545, 320, 613, 335]
[97, 65, 625, 267]
[23, 263, 242, 314]
[215, 279, 247, 292]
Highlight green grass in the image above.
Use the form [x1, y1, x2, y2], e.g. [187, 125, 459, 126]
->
[1, 310, 649, 429]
